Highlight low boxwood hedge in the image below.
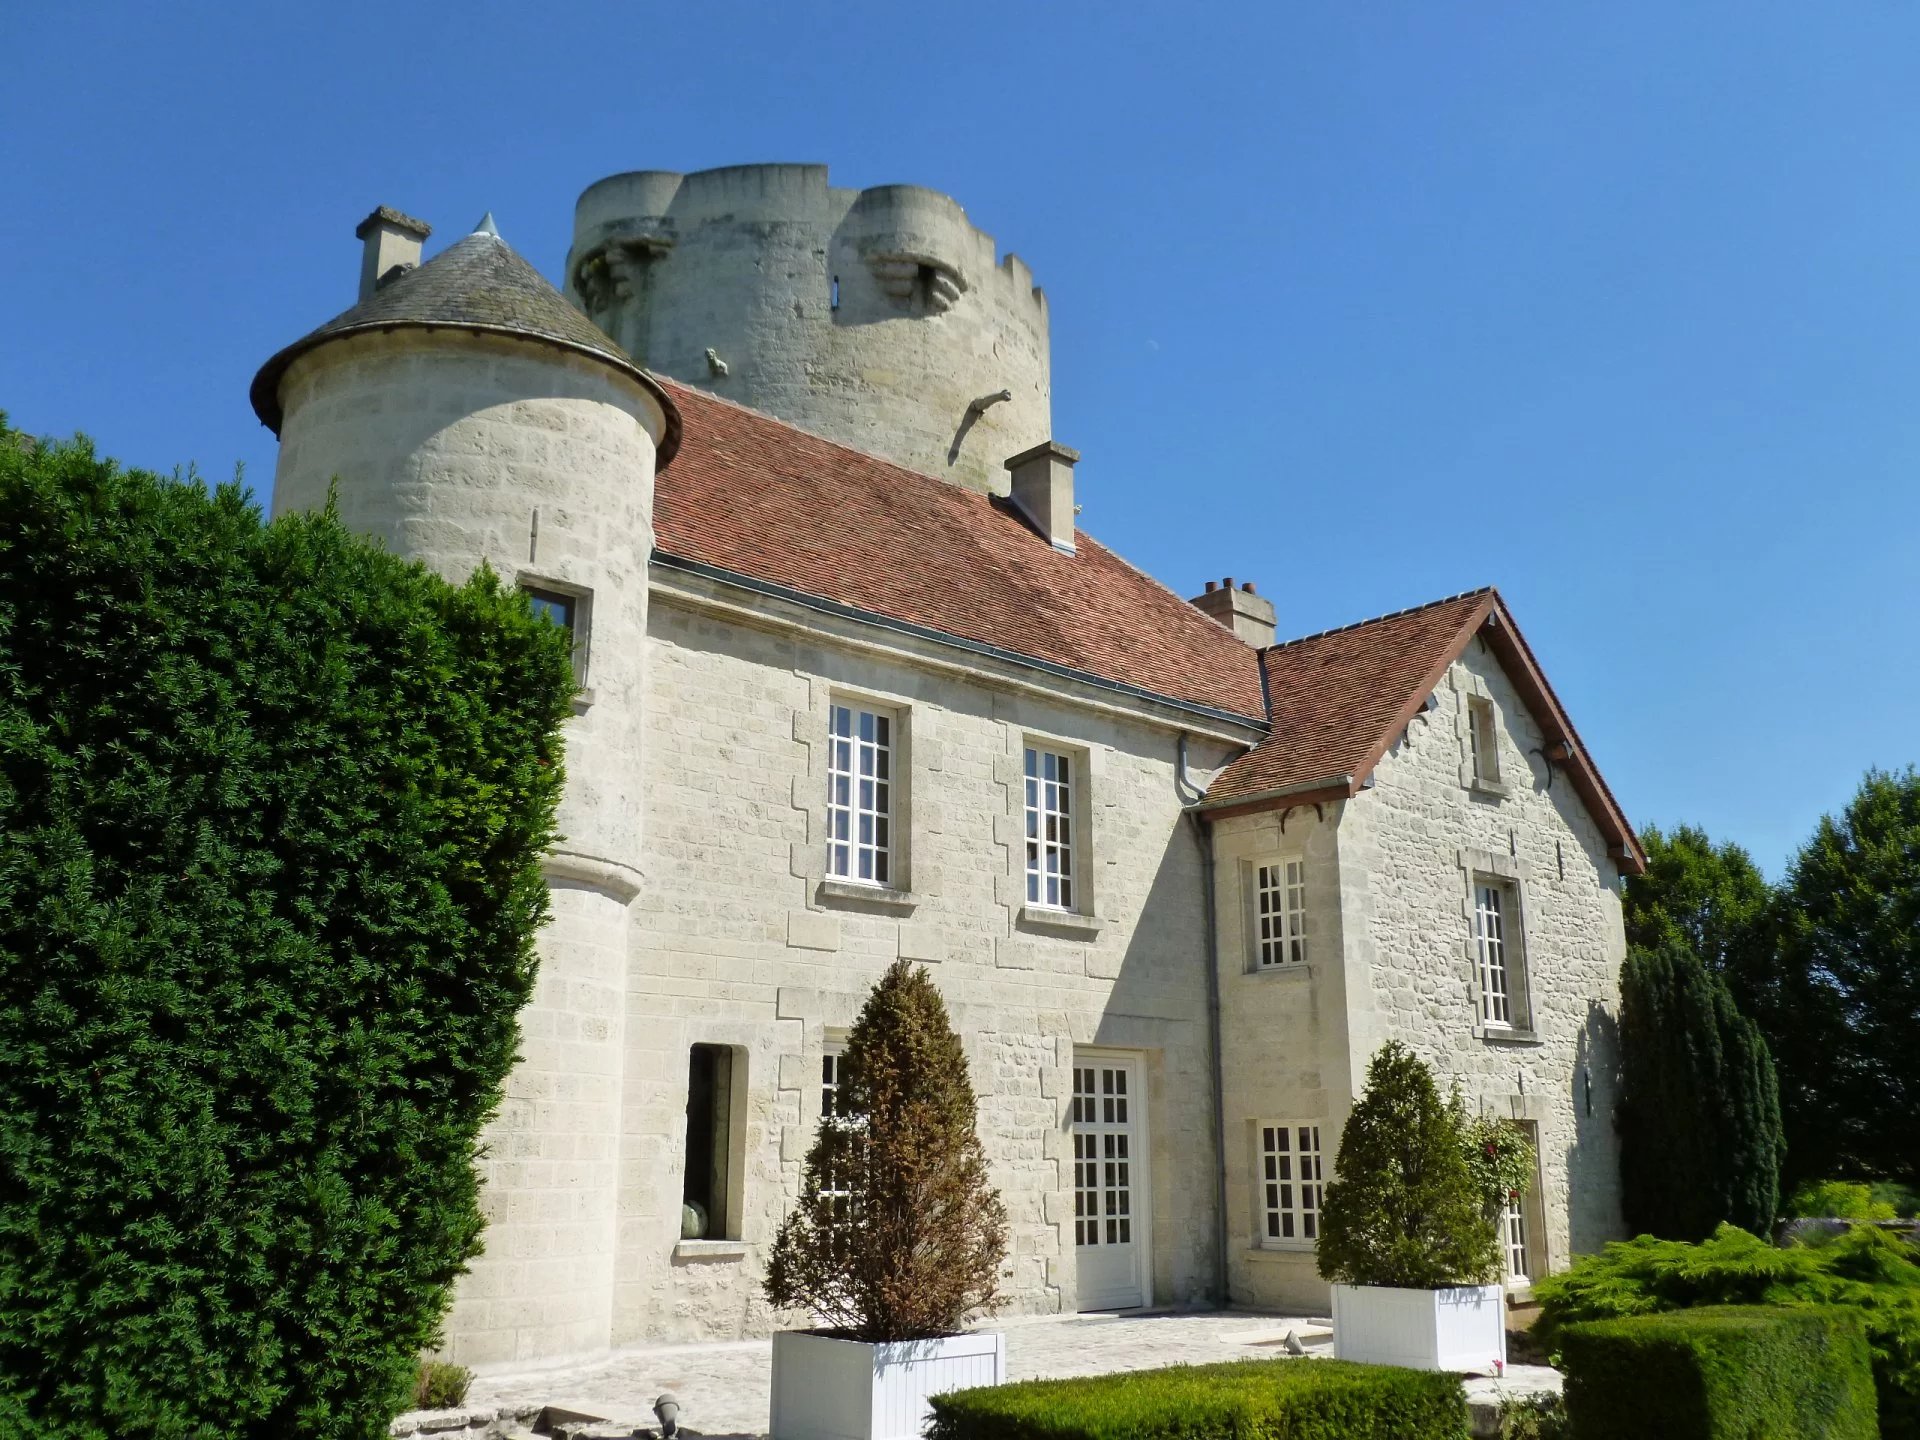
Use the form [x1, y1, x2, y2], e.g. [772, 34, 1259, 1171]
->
[1560, 1304, 1877, 1439]
[924, 1358, 1466, 1439]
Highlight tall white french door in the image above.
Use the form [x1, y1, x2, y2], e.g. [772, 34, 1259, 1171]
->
[1071, 1054, 1150, 1310]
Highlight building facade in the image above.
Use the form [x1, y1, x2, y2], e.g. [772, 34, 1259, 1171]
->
[250, 166, 1644, 1370]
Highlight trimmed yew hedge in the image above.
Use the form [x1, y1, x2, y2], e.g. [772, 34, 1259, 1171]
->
[0, 428, 574, 1438]
[1560, 1305, 1878, 1439]
[924, 1359, 1467, 1439]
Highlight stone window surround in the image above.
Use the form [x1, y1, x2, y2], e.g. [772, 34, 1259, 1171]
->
[1452, 661, 1508, 798]
[795, 678, 919, 914]
[1002, 723, 1103, 935]
[514, 570, 594, 707]
[825, 699, 897, 890]
[1253, 1117, 1324, 1252]
[1474, 1098, 1553, 1295]
[1457, 847, 1541, 1043]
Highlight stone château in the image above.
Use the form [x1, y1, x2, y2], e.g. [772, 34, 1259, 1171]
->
[250, 164, 1642, 1370]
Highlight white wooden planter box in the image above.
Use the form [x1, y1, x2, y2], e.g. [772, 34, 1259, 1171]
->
[769, 1328, 1006, 1440]
[1331, 1282, 1506, 1372]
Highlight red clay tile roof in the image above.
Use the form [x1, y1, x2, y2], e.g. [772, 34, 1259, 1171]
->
[1208, 590, 1494, 801]
[1206, 588, 1643, 871]
[651, 380, 1269, 723]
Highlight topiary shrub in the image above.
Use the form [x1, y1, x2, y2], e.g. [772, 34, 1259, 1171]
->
[1317, 1042, 1500, 1289]
[764, 960, 1008, 1341]
[0, 428, 573, 1438]
[1559, 1305, 1878, 1439]
[1535, 1222, 1920, 1438]
[925, 1358, 1466, 1440]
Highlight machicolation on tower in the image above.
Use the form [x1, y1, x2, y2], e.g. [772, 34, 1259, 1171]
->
[566, 163, 1051, 492]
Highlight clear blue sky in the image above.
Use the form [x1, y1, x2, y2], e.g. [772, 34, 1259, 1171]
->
[5, 2, 1916, 876]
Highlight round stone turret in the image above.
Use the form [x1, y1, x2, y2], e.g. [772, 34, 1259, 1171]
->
[566, 163, 1049, 491]
[253, 214, 678, 1368]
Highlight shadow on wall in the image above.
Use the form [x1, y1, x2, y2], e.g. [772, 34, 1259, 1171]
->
[1567, 998, 1623, 1256]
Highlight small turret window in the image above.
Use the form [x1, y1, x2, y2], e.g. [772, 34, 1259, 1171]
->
[520, 580, 592, 690]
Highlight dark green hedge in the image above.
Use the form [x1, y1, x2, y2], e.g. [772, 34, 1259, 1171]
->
[925, 1358, 1466, 1439]
[0, 428, 574, 1438]
[1560, 1305, 1878, 1439]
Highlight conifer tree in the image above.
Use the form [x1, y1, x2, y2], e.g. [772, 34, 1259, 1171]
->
[765, 961, 1007, 1341]
[1317, 1042, 1500, 1289]
[1618, 937, 1785, 1239]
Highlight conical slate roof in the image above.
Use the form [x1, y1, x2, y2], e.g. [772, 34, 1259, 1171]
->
[250, 224, 679, 459]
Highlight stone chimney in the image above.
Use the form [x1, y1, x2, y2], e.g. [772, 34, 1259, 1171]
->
[1005, 441, 1080, 554]
[354, 206, 432, 301]
[1190, 577, 1277, 648]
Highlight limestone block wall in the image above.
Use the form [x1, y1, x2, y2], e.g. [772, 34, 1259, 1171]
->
[269, 330, 670, 1368]
[566, 164, 1050, 492]
[1210, 802, 1365, 1312]
[616, 590, 1237, 1344]
[1339, 639, 1628, 1275]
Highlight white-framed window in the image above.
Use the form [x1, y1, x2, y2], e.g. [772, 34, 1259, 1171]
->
[827, 704, 893, 886]
[1259, 1121, 1323, 1245]
[817, 1044, 855, 1226]
[1503, 1189, 1530, 1284]
[1024, 746, 1075, 910]
[1256, 860, 1308, 967]
[1467, 694, 1501, 787]
[1474, 881, 1514, 1027]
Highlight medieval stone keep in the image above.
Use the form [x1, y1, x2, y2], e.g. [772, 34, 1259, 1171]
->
[250, 164, 1643, 1370]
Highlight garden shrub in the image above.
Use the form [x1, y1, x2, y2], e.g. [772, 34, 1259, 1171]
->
[1617, 937, 1784, 1240]
[1317, 1041, 1500, 1288]
[1559, 1305, 1877, 1439]
[1789, 1179, 1899, 1220]
[0, 429, 574, 1438]
[924, 1359, 1465, 1440]
[765, 960, 1007, 1341]
[1535, 1222, 1920, 1438]
[411, 1361, 473, 1411]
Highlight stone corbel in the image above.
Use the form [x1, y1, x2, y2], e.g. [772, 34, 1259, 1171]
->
[865, 251, 967, 313]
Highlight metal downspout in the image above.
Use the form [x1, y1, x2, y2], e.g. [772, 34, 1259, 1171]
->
[1178, 734, 1231, 1306]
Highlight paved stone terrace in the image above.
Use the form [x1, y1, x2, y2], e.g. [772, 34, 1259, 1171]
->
[465, 1309, 1560, 1436]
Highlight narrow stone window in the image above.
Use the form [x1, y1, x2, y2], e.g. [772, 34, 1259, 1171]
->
[682, 1044, 738, 1240]
[1259, 1122, 1324, 1245]
[1467, 695, 1501, 788]
[1255, 860, 1308, 967]
[1474, 880, 1523, 1028]
[1024, 746, 1075, 910]
[816, 1044, 856, 1228]
[1502, 1120, 1543, 1285]
[520, 581, 591, 687]
[831, 274, 840, 311]
[826, 704, 893, 885]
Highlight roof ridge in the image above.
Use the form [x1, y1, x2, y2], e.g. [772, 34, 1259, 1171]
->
[1263, 587, 1495, 652]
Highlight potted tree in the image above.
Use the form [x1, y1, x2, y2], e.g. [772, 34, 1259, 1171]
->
[1317, 1042, 1506, 1371]
[765, 961, 1009, 1439]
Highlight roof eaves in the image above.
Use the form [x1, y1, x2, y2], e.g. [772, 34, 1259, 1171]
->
[652, 550, 1271, 733]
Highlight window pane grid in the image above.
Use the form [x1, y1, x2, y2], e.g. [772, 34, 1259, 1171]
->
[1024, 747, 1074, 910]
[1256, 860, 1308, 967]
[817, 1049, 857, 1230]
[1072, 1065, 1133, 1248]
[1475, 883, 1511, 1026]
[1504, 1191, 1529, 1281]
[1260, 1122, 1323, 1244]
[827, 704, 892, 886]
